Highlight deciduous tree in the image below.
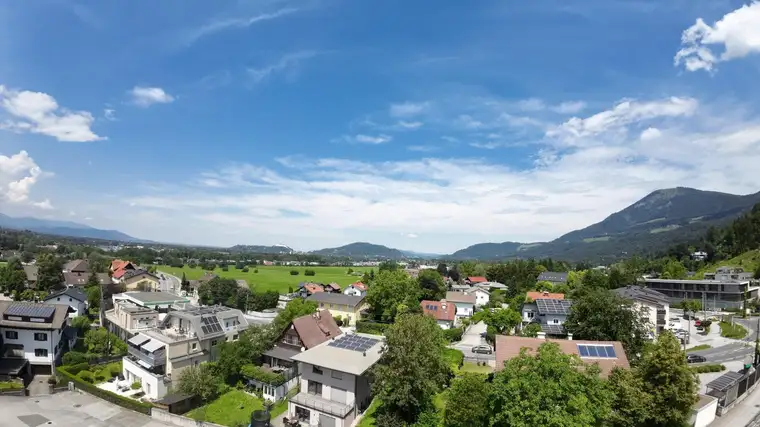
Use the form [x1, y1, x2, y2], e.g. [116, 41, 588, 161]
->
[366, 270, 421, 322]
[443, 373, 490, 427]
[0, 258, 26, 294]
[177, 364, 222, 404]
[418, 269, 446, 301]
[607, 367, 652, 427]
[36, 253, 64, 291]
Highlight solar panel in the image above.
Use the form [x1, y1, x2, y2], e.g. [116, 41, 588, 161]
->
[5, 303, 55, 318]
[200, 316, 223, 334]
[535, 299, 572, 315]
[540, 324, 566, 336]
[328, 334, 380, 352]
[577, 344, 616, 358]
[578, 344, 589, 357]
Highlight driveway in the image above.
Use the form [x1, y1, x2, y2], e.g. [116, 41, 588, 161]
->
[27, 375, 51, 397]
[451, 321, 495, 361]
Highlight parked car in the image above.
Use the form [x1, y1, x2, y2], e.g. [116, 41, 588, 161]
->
[472, 345, 493, 354]
[687, 354, 707, 363]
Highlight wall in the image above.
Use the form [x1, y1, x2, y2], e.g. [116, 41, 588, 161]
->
[436, 320, 452, 330]
[690, 396, 717, 427]
[123, 356, 168, 400]
[473, 291, 489, 307]
[453, 302, 473, 317]
[300, 362, 356, 404]
[1, 326, 63, 366]
[522, 303, 538, 323]
[151, 408, 226, 427]
[45, 296, 86, 317]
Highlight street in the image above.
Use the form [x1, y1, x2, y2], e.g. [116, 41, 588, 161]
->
[156, 271, 180, 294]
[451, 321, 496, 363]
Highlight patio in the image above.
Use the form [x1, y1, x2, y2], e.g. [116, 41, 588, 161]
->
[97, 379, 146, 400]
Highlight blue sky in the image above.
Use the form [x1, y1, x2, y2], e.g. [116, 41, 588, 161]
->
[1, 0, 760, 253]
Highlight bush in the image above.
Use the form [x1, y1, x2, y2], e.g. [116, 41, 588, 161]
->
[56, 367, 153, 414]
[356, 321, 391, 336]
[131, 380, 141, 390]
[443, 348, 465, 371]
[108, 362, 122, 377]
[289, 270, 299, 276]
[95, 373, 107, 383]
[47, 376, 58, 385]
[443, 327, 464, 343]
[242, 267, 249, 273]
[719, 321, 748, 339]
[254, 269, 259, 273]
[240, 364, 286, 385]
[304, 270, 316, 276]
[221, 266, 229, 272]
[78, 371, 95, 383]
[63, 351, 88, 366]
[334, 315, 344, 327]
[66, 362, 90, 375]
[690, 364, 726, 373]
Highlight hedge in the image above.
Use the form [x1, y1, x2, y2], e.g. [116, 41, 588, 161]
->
[443, 328, 464, 343]
[356, 321, 391, 336]
[56, 366, 153, 414]
[241, 364, 286, 385]
[690, 364, 726, 374]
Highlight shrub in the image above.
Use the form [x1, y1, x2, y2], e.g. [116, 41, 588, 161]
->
[56, 367, 153, 414]
[221, 266, 229, 272]
[131, 380, 142, 390]
[242, 267, 249, 273]
[66, 362, 90, 375]
[289, 270, 299, 276]
[690, 364, 726, 374]
[443, 348, 465, 371]
[240, 364, 286, 385]
[443, 327, 464, 343]
[95, 372, 107, 383]
[288, 286, 294, 294]
[304, 270, 316, 276]
[78, 370, 95, 383]
[254, 269, 259, 273]
[334, 315, 344, 327]
[47, 376, 58, 385]
[356, 321, 391, 336]
[62, 351, 88, 366]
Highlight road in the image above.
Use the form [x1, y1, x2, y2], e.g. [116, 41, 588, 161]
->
[156, 271, 181, 294]
[691, 342, 754, 364]
[451, 321, 496, 362]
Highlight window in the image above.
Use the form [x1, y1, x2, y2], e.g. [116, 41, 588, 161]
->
[57, 297, 60, 301]
[308, 381, 323, 395]
[552, 319, 559, 325]
[312, 366, 323, 375]
[331, 370, 343, 380]
[34, 333, 47, 341]
[526, 312, 534, 319]
[233, 334, 239, 341]
[191, 343, 197, 350]
[35, 349, 48, 357]
[211, 339, 218, 346]
[5, 331, 18, 339]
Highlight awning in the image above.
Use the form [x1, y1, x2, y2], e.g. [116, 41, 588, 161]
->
[706, 371, 745, 392]
[263, 346, 301, 361]
[0, 358, 28, 376]
[142, 339, 165, 353]
[137, 359, 152, 369]
[128, 334, 150, 346]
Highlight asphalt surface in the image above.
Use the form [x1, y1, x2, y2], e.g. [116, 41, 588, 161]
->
[451, 321, 496, 362]
[156, 271, 180, 294]
[691, 342, 754, 364]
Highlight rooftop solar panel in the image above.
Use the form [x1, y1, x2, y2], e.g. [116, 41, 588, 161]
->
[535, 299, 573, 315]
[328, 334, 380, 352]
[5, 303, 55, 319]
[577, 344, 617, 359]
[540, 324, 566, 335]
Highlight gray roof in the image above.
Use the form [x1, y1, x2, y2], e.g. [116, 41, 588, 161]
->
[264, 345, 302, 361]
[535, 299, 573, 316]
[23, 265, 38, 282]
[64, 259, 90, 273]
[0, 301, 68, 330]
[540, 324, 567, 335]
[307, 292, 366, 309]
[120, 291, 189, 305]
[477, 282, 507, 290]
[64, 272, 111, 287]
[160, 305, 248, 341]
[123, 269, 159, 281]
[44, 287, 88, 303]
[290, 332, 385, 376]
[445, 291, 476, 304]
[613, 286, 669, 307]
[537, 271, 569, 283]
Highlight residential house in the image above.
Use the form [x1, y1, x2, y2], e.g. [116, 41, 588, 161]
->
[42, 287, 88, 318]
[63, 259, 90, 274]
[445, 291, 476, 319]
[278, 294, 295, 309]
[343, 282, 367, 297]
[420, 300, 456, 329]
[326, 283, 342, 293]
[476, 281, 508, 292]
[105, 292, 190, 341]
[495, 335, 629, 377]
[536, 271, 569, 286]
[307, 293, 367, 326]
[692, 251, 708, 261]
[110, 259, 136, 273]
[22, 265, 38, 288]
[521, 292, 572, 338]
[122, 270, 160, 291]
[450, 284, 471, 293]
[465, 276, 488, 285]
[288, 333, 384, 427]
[258, 310, 342, 401]
[186, 272, 218, 298]
[613, 286, 670, 336]
[470, 288, 490, 307]
[298, 283, 325, 299]
[0, 301, 73, 376]
[122, 305, 249, 400]
[643, 266, 759, 309]
[63, 271, 111, 288]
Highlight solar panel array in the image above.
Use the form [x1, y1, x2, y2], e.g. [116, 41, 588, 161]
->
[577, 344, 617, 358]
[328, 334, 380, 353]
[200, 316, 223, 335]
[5, 303, 55, 319]
[540, 324, 565, 335]
[535, 299, 573, 315]
[425, 304, 438, 311]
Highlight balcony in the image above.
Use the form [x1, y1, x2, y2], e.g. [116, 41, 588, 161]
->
[290, 392, 354, 418]
[128, 345, 166, 367]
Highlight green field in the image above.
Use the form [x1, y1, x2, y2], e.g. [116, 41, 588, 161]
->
[156, 265, 371, 294]
[187, 390, 263, 426]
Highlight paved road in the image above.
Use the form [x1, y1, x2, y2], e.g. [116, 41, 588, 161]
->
[156, 271, 180, 294]
[691, 342, 754, 364]
[451, 321, 496, 361]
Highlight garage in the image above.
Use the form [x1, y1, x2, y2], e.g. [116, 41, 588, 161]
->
[319, 414, 336, 427]
[31, 364, 52, 376]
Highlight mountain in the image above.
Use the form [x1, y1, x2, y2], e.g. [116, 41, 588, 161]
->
[228, 244, 294, 254]
[449, 187, 760, 262]
[0, 213, 146, 243]
[311, 242, 405, 259]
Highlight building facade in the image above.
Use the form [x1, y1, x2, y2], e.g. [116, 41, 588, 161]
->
[0, 302, 71, 375]
[307, 293, 367, 326]
[43, 287, 88, 318]
[643, 267, 759, 309]
[613, 285, 670, 336]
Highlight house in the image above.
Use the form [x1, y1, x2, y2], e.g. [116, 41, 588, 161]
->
[63, 259, 90, 274]
[105, 292, 190, 341]
[536, 271, 569, 286]
[613, 286, 670, 336]
[123, 305, 249, 400]
[22, 265, 38, 288]
[450, 284, 471, 293]
[692, 251, 708, 261]
[63, 272, 111, 287]
[521, 292, 573, 338]
[110, 259, 136, 273]
[326, 283, 342, 293]
[278, 294, 295, 309]
[343, 282, 367, 297]
[465, 276, 488, 285]
[470, 288, 490, 307]
[307, 293, 367, 326]
[258, 310, 342, 401]
[299, 283, 325, 298]
[186, 272, 219, 298]
[122, 269, 160, 291]
[476, 281, 508, 291]
[42, 287, 88, 318]
[288, 333, 384, 427]
[420, 300, 456, 329]
[0, 301, 72, 376]
[445, 291, 476, 319]
[495, 335, 629, 377]
[643, 267, 759, 309]
[525, 291, 566, 301]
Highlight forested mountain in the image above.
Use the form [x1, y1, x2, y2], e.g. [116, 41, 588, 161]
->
[0, 213, 145, 243]
[228, 244, 294, 254]
[311, 242, 405, 259]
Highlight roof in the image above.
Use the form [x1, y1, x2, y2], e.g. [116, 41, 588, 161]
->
[526, 291, 566, 301]
[495, 335, 629, 377]
[694, 394, 717, 411]
[445, 291, 476, 304]
[263, 346, 302, 361]
[307, 292, 366, 309]
[467, 276, 487, 283]
[291, 310, 342, 349]
[304, 283, 324, 294]
[64, 259, 89, 273]
[123, 269, 159, 282]
[540, 324, 567, 335]
[0, 301, 68, 330]
[23, 265, 38, 282]
[290, 332, 386, 376]
[613, 286, 669, 307]
[112, 268, 129, 279]
[535, 298, 573, 316]
[110, 259, 130, 271]
[118, 291, 189, 305]
[477, 281, 508, 290]
[235, 279, 248, 289]
[537, 271, 569, 283]
[44, 287, 88, 303]
[350, 282, 367, 291]
[421, 300, 456, 322]
[155, 305, 248, 341]
[155, 393, 194, 406]
[706, 371, 745, 392]
[64, 272, 111, 287]
[327, 282, 341, 290]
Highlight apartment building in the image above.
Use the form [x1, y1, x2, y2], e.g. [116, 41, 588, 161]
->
[104, 292, 190, 341]
[122, 306, 248, 400]
[307, 293, 367, 326]
[288, 333, 384, 427]
[643, 266, 759, 309]
[613, 285, 670, 336]
[0, 301, 72, 376]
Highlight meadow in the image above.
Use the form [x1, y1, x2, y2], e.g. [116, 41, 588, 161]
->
[156, 264, 371, 294]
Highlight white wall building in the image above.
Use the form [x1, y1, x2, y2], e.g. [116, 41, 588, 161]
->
[444, 291, 475, 318]
[42, 287, 88, 318]
[613, 286, 670, 336]
[470, 288, 490, 307]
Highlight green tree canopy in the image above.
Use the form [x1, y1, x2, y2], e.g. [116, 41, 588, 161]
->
[607, 367, 653, 427]
[443, 373, 491, 427]
[176, 364, 222, 403]
[0, 258, 26, 294]
[198, 277, 239, 307]
[366, 270, 421, 322]
[36, 253, 64, 291]
[661, 259, 687, 280]
[436, 263, 448, 278]
[417, 269, 446, 301]
[474, 308, 521, 335]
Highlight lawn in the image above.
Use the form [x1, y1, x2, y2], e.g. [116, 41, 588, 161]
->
[270, 387, 299, 418]
[157, 265, 371, 294]
[686, 344, 712, 353]
[186, 390, 264, 426]
[460, 362, 493, 374]
[693, 250, 760, 279]
[357, 398, 381, 427]
[719, 321, 748, 339]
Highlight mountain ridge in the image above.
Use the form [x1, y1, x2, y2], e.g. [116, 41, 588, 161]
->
[0, 213, 147, 243]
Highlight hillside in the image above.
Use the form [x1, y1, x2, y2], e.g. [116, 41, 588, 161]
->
[0, 213, 145, 243]
[692, 250, 760, 279]
[228, 244, 294, 254]
[311, 242, 405, 259]
[449, 242, 531, 260]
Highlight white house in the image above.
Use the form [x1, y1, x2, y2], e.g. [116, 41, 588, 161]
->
[520, 292, 573, 338]
[613, 286, 670, 336]
[470, 288, 490, 307]
[343, 282, 367, 297]
[444, 291, 475, 318]
[0, 301, 71, 376]
[43, 287, 88, 318]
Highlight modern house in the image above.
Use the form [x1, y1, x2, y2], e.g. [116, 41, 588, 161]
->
[257, 310, 342, 401]
[642, 267, 759, 309]
[307, 293, 367, 326]
[470, 288, 490, 307]
[298, 283, 325, 298]
[521, 292, 573, 338]
[420, 300, 456, 329]
[122, 305, 249, 400]
[186, 272, 219, 298]
[42, 287, 88, 318]
[613, 286, 670, 336]
[288, 333, 384, 427]
[495, 335, 629, 377]
[0, 301, 72, 376]
[105, 299, 161, 341]
[326, 283, 342, 293]
[475, 281, 508, 292]
[465, 276, 488, 285]
[444, 291, 476, 319]
[122, 270, 160, 291]
[343, 282, 367, 297]
[537, 271, 569, 286]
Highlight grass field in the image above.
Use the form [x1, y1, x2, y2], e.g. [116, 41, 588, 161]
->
[693, 250, 760, 279]
[686, 344, 712, 353]
[156, 265, 371, 294]
[186, 390, 263, 426]
[719, 321, 748, 339]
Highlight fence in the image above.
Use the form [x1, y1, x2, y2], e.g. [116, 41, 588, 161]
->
[708, 365, 760, 415]
[56, 366, 153, 415]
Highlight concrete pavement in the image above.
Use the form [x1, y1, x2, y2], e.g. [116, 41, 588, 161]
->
[451, 321, 496, 362]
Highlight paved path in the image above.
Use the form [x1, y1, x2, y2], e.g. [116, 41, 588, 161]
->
[5, 391, 171, 427]
[450, 321, 495, 362]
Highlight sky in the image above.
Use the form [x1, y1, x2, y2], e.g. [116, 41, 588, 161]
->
[1, 0, 760, 253]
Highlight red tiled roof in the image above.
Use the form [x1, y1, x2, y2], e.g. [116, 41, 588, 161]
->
[304, 283, 324, 294]
[112, 268, 128, 279]
[526, 291, 565, 301]
[327, 282, 341, 290]
[495, 335, 629, 377]
[421, 300, 456, 322]
[111, 259, 127, 271]
[351, 282, 367, 291]
[291, 310, 342, 349]
[467, 276, 487, 283]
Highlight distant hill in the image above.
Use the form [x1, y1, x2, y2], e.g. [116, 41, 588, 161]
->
[312, 242, 405, 259]
[400, 250, 445, 259]
[0, 213, 146, 243]
[449, 242, 528, 260]
[228, 244, 294, 254]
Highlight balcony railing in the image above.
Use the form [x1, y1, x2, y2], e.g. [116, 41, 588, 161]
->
[128, 345, 166, 367]
[290, 392, 354, 418]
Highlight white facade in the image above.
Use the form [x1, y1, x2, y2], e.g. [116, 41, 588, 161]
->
[436, 319, 453, 330]
[521, 302, 568, 326]
[471, 289, 490, 307]
[45, 294, 87, 318]
[343, 285, 366, 297]
[122, 356, 168, 400]
[1, 327, 64, 371]
[452, 302, 474, 318]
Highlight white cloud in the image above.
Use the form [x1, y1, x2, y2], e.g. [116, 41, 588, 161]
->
[33, 199, 53, 210]
[184, 8, 298, 45]
[0, 85, 104, 142]
[104, 108, 116, 121]
[517, 98, 546, 112]
[389, 101, 429, 117]
[406, 233, 418, 238]
[407, 145, 438, 152]
[553, 101, 587, 114]
[397, 121, 423, 129]
[0, 150, 50, 206]
[470, 142, 502, 149]
[247, 51, 319, 84]
[354, 134, 392, 144]
[640, 127, 662, 141]
[130, 87, 175, 107]
[675, 2, 760, 72]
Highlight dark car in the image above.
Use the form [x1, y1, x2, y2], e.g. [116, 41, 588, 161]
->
[687, 354, 707, 363]
[472, 345, 493, 354]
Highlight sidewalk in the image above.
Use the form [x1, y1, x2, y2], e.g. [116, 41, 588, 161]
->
[710, 389, 760, 427]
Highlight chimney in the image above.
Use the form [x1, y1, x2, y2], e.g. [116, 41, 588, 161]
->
[542, 291, 549, 297]
[536, 331, 547, 340]
[567, 333, 573, 341]
[441, 300, 447, 310]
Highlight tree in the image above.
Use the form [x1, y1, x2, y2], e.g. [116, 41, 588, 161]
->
[366, 270, 421, 322]
[520, 322, 542, 338]
[681, 299, 702, 317]
[607, 367, 652, 427]
[198, 278, 239, 307]
[373, 314, 450, 424]
[475, 308, 521, 335]
[417, 269, 446, 301]
[216, 326, 274, 383]
[443, 373, 491, 427]
[36, 253, 64, 291]
[489, 342, 612, 426]
[181, 272, 189, 292]
[436, 263, 448, 278]
[564, 288, 649, 361]
[581, 268, 609, 289]
[637, 332, 698, 427]
[86, 271, 101, 288]
[755, 264, 760, 280]
[272, 299, 317, 334]
[448, 265, 460, 283]
[661, 259, 687, 280]
[87, 285, 101, 310]
[0, 258, 26, 294]
[177, 364, 222, 403]
[84, 328, 126, 355]
[71, 315, 92, 335]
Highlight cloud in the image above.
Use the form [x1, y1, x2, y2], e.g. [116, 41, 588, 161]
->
[130, 86, 175, 107]
[0, 85, 104, 142]
[517, 98, 586, 114]
[406, 233, 418, 238]
[33, 199, 53, 210]
[183, 8, 298, 46]
[354, 134, 392, 144]
[247, 51, 319, 84]
[553, 101, 587, 114]
[0, 150, 50, 206]
[389, 101, 429, 117]
[640, 127, 662, 141]
[675, 2, 760, 72]
[517, 98, 546, 112]
[104, 109, 116, 121]
[397, 121, 423, 129]
[407, 145, 438, 152]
